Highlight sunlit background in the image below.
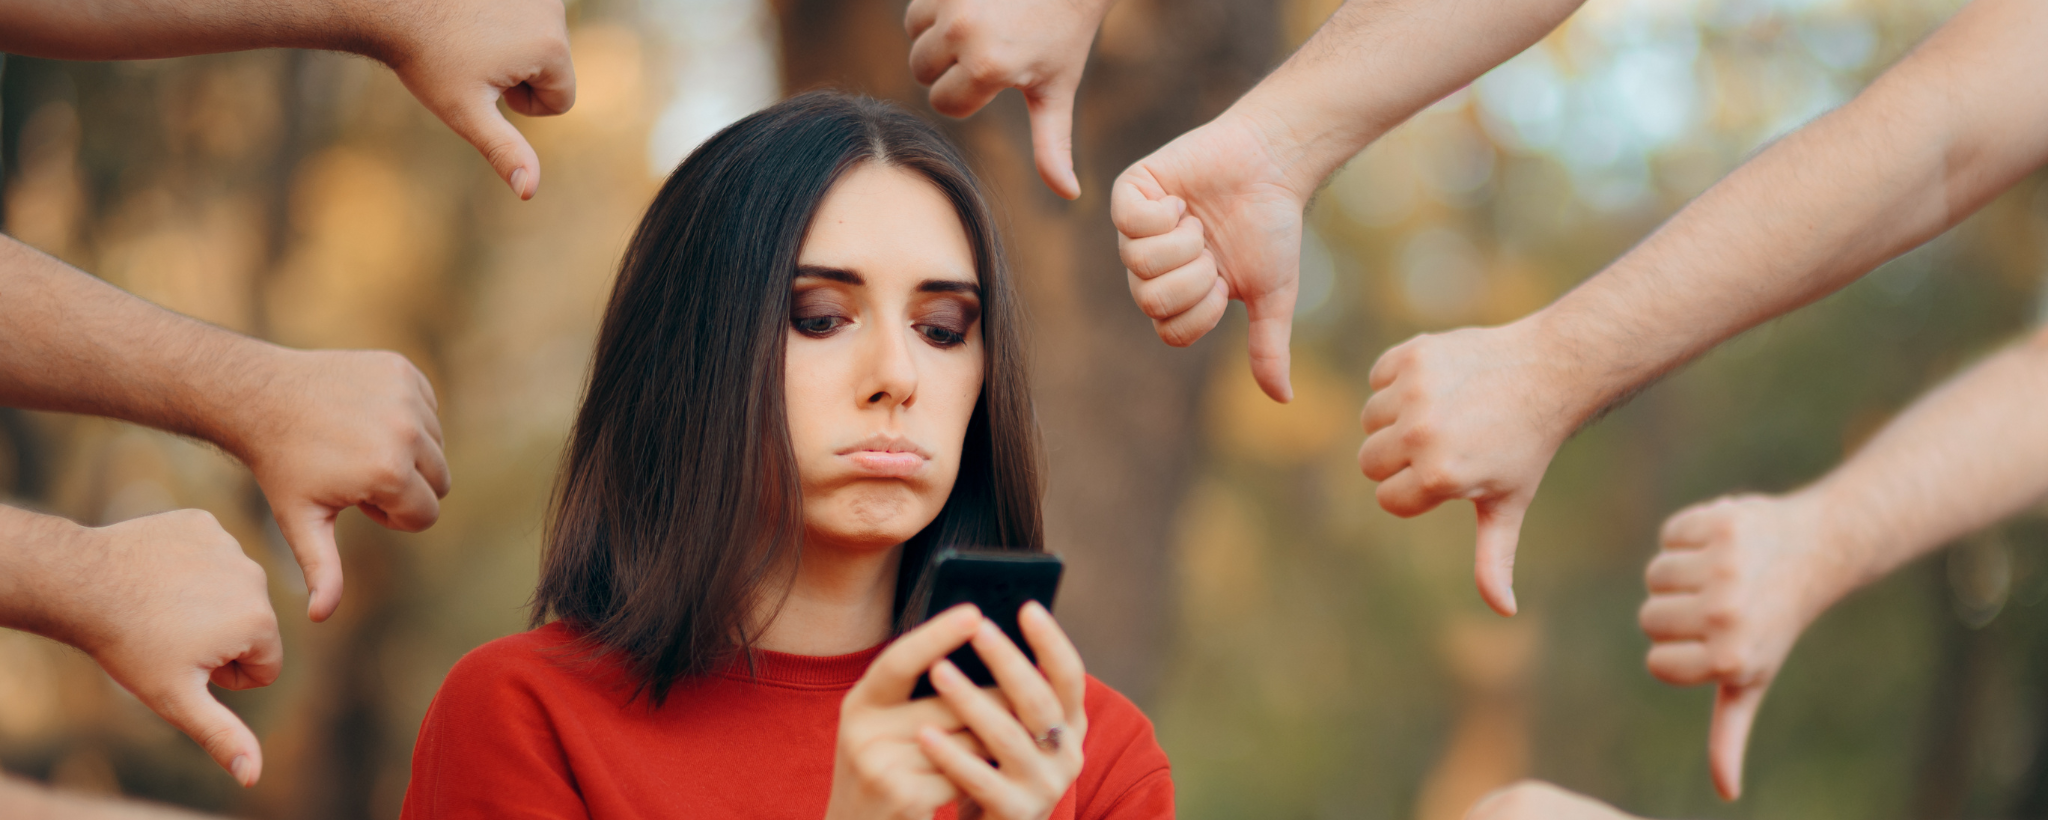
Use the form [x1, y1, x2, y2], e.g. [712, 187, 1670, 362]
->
[3, 0, 2045, 816]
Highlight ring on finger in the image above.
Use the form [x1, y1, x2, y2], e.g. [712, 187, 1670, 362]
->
[1034, 725, 1064, 753]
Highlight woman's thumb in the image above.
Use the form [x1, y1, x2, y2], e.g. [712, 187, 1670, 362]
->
[1709, 682, 1767, 801]
[152, 677, 264, 787]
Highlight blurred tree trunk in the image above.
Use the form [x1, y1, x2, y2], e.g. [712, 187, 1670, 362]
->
[772, 0, 1280, 704]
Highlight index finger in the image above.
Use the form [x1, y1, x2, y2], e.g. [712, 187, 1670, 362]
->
[846, 604, 983, 709]
[1110, 171, 1182, 239]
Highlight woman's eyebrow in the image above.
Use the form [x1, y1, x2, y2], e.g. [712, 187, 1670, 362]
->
[918, 279, 981, 296]
[795, 265, 863, 285]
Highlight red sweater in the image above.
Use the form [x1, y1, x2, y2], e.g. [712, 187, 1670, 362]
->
[402, 623, 1174, 820]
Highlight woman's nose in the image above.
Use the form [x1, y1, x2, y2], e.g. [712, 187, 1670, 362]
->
[859, 320, 918, 408]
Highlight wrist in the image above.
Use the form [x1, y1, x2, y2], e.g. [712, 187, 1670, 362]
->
[0, 508, 110, 650]
[1221, 80, 1384, 202]
[1501, 311, 1629, 437]
[181, 340, 298, 468]
[1778, 484, 1882, 619]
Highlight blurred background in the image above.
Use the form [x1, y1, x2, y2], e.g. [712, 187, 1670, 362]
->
[2, 0, 2045, 816]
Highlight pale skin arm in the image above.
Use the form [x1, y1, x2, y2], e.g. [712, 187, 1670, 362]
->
[1465, 781, 1645, 820]
[1112, 0, 1592, 402]
[0, 0, 573, 199]
[0, 505, 281, 787]
[1358, 0, 2048, 616]
[1639, 325, 2048, 801]
[0, 236, 451, 624]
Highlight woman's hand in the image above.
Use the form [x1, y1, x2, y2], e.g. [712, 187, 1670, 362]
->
[827, 604, 992, 820]
[919, 601, 1087, 820]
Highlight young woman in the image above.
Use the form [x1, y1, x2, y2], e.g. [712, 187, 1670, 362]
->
[401, 92, 1173, 820]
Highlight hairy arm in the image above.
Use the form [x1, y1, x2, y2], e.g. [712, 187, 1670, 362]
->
[1358, 0, 2048, 616]
[1113, 0, 1591, 402]
[1811, 326, 2048, 587]
[0, 236, 449, 623]
[0, 0, 573, 199]
[1639, 326, 2048, 800]
[0, 0, 374, 60]
[1532, 0, 2048, 414]
[0, 236, 280, 454]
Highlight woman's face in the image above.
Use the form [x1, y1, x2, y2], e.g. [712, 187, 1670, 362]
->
[785, 162, 985, 555]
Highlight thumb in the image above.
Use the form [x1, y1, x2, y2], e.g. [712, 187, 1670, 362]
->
[1243, 288, 1297, 403]
[1473, 497, 1527, 616]
[1709, 682, 1767, 801]
[275, 503, 344, 623]
[436, 89, 543, 200]
[1024, 83, 1080, 200]
[151, 675, 264, 788]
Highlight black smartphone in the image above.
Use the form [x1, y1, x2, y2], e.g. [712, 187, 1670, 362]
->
[908, 548, 1064, 699]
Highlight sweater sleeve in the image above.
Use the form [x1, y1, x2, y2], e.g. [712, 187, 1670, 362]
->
[1073, 677, 1175, 820]
[401, 637, 594, 820]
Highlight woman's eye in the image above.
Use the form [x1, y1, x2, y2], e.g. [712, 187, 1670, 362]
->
[919, 324, 966, 347]
[793, 315, 848, 336]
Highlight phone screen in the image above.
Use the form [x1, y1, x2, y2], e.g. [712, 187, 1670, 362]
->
[909, 548, 1063, 699]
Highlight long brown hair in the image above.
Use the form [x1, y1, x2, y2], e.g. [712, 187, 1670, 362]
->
[532, 91, 1042, 704]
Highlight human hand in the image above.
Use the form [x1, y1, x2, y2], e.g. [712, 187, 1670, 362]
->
[827, 604, 998, 820]
[1639, 494, 1841, 800]
[226, 349, 449, 623]
[356, 0, 574, 199]
[62, 511, 283, 788]
[1112, 111, 1309, 402]
[905, 0, 1112, 199]
[1465, 781, 1643, 820]
[922, 601, 1086, 820]
[1358, 320, 1593, 616]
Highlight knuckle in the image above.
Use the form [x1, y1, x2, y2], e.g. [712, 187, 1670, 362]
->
[1415, 467, 1461, 496]
[1400, 421, 1435, 449]
[942, 16, 980, 44]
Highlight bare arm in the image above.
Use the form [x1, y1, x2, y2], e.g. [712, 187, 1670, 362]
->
[1358, 0, 2048, 616]
[1640, 326, 2048, 799]
[1532, 0, 2048, 408]
[1110, 0, 1591, 402]
[0, 236, 450, 623]
[0, 0, 574, 199]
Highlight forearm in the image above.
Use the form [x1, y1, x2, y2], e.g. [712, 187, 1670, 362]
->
[1532, 0, 2048, 418]
[1229, 0, 1590, 197]
[0, 236, 282, 458]
[1795, 328, 2048, 596]
[0, 0, 394, 62]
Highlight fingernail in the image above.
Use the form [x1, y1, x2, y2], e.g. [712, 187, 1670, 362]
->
[977, 620, 1004, 641]
[509, 168, 530, 199]
[230, 755, 252, 787]
[932, 659, 962, 686]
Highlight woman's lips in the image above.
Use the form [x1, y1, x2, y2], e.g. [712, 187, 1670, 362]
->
[846, 451, 926, 477]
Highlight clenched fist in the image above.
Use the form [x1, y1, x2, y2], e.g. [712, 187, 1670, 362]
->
[224, 348, 450, 622]
[1, 508, 283, 787]
[1639, 493, 1845, 800]
[1358, 319, 1596, 616]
